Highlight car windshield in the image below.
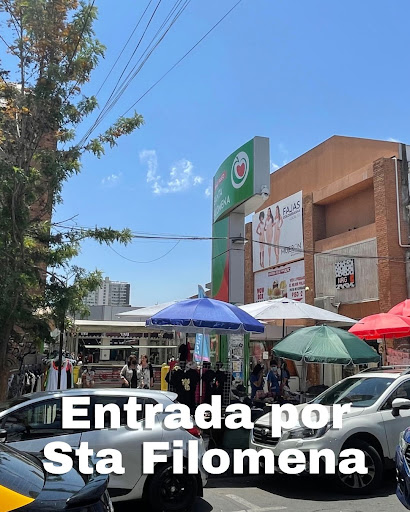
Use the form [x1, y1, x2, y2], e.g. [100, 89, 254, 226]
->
[0, 443, 44, 500]
[312, 376, 395, 407]
[0, 396, 31, 413]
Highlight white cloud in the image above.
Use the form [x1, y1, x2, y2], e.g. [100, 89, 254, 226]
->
[139, 149, 159, 183]
[140, 150, 204, 195]
[271, 161, 279, 172]
[101, 172, 122, 186]
[388, 137, 400, 142]
[205, 186, 212, 198]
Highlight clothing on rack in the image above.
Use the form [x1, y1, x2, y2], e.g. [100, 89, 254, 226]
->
[45, 360, 73, 391]
[167, 365, 199, 414]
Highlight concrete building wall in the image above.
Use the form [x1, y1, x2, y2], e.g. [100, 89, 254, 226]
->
[324, 186, 375, 238]
[314, 238, 379, 302]
[257, 135, 398, 205]
[244, 136, 408, 322]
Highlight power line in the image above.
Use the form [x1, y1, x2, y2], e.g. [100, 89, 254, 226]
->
[98, 0, 190, 123]
[94, 0, 154, 98]
[79, 0, 164, 145]
[108, 240, 181, 263]
[51, 223, 409, 264]
[121, 0, 244, 116]
[80, 0, 191, 146]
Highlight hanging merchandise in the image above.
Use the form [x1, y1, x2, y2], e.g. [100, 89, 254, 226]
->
[167, 363, 199, 414]
[45, 359, 73, 391]
[200, 364, 215, 405]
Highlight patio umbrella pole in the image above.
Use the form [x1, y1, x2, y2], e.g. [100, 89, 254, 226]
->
[282, 319, 285, 339]
[199, 327, 205, 401]
[383, 336, 386, 366]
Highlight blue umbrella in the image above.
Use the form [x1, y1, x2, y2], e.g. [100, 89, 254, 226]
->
[146, 297, 265, 334]
[146, 298, 264, 400]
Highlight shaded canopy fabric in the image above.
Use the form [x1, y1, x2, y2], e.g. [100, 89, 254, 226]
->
[117, 301, 179, 319]
[348, 313, 410, 339]
[146, 297, 265, 334]
[389, 299, 410, 318]
[240, 298, 356, 323]
[273, 325, 380, 364]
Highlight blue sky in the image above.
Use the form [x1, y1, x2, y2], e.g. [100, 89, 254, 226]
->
[53, 0, 409, 306]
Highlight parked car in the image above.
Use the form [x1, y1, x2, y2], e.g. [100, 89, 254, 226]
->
[0, 389, 207, 512]
[250, 366, 410, 495]
[0, 439, 113, 511]
[396, 427, 410, 508]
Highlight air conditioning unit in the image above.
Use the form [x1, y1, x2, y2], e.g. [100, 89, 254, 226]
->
[314, 296, 338, 313]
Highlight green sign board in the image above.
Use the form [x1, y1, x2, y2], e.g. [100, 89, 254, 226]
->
[211, 217, 229, 301]
[213, 139, 255, 222]
[211, 136, 270, 304]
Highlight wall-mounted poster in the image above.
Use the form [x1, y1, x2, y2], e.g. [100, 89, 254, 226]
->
[252, 191, 303, 272]
[254, 259, 305, 302]
[335, 259, 355, 289]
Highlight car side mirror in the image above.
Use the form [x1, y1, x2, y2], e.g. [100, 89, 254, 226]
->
[392, 398, 410, 417]
[0, 429, 7, 443]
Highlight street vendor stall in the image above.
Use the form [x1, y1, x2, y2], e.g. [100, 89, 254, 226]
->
[273, 325, 380, 401]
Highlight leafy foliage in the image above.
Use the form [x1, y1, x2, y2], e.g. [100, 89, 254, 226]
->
[0, 0, 143, 398]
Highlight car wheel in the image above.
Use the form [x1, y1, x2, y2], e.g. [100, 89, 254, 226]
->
[148, 463, 198, 512]
[336, 439, 383, 495]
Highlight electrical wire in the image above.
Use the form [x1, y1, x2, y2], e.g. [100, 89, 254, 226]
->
[81, 0, 163, 143]
[79, 0, 190, 146]
[51, 223, 409, 264]
[121, 0, 243, 117]
[108, 240, 181, 263]
[94, 0, 154, 98]
[95, 0, 190, 124]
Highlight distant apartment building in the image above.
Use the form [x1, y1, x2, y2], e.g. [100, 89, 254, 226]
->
[84, 277, 131, 307]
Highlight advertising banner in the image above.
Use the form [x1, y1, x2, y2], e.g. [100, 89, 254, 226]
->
[252, 191, 303, 272]
[254, 259, 305, 302]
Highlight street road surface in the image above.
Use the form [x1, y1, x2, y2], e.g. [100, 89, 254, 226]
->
[115, 471, 404, 512]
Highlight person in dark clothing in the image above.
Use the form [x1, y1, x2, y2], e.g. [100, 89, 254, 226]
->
[250, 364, 264, 399]
[201, 362, 215, 404]
[120, 355, 138, 388]
[281, 361, 290, 389]
[213, 362, 226, 397]
[178, 343, 188, 361]
[267, 359, 280, 397]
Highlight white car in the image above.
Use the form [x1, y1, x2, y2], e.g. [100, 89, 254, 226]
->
[0, 388, 207, 512]
[250, 367, 410, 494]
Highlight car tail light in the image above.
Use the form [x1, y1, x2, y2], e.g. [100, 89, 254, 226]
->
[186, 426, 201, 438]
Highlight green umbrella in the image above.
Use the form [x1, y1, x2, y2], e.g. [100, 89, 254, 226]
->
[273, 325, 380, 365]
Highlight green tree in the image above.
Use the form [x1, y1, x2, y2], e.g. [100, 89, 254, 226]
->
[0, 0, 143, 399]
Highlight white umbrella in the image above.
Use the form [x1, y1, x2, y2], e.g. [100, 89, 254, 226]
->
[240, 297, 357, 322]
[240, 297, 357, 338]
[117, 301, 179, 320]
[241, 298, 357, 397]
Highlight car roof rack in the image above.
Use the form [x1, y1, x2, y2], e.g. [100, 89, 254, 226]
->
[359, 365, 410, 374]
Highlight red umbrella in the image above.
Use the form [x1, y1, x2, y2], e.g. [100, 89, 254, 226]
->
[348, 313, 410, 339]
[389, 299, 410, 318]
